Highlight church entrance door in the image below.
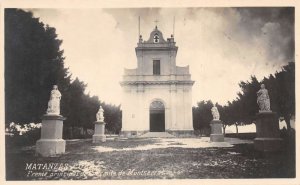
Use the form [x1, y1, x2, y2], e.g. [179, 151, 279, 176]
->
[150, 101, 165, 132]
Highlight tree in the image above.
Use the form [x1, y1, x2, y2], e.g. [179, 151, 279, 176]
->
[102, 103, 122, 134]
[220, 76, 260, 134]
[5, 9, 71, 125]
[223, 62, 295, 132]
[65, 78, 89, 137]
[216, 103, 228, 134]
[5, 9, 123, 139]
[267, 62, 295, 130]
[237, 76, 260, 124]
[193, 100, 214, 134]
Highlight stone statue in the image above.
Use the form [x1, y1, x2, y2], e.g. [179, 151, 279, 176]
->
[46, 85, 61, 115]
[257, 84, 271, 112]
[96, 106, 104, 122]
[211, 104, 220, 120]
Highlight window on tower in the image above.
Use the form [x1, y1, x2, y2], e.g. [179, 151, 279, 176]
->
[153, 33, 159, 43]
[153, 60, 160, 75]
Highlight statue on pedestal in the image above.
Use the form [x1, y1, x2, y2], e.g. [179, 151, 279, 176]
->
[210, 104, 224, 142]
[257, 84, 271, 112]
[94, 106, 106, 143]
[46, 85, 61, 115]
[96, 106, 104, 122]
[211, 104, 220, 120]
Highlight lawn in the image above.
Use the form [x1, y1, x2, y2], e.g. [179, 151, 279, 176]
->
[5, 137, 295, 180]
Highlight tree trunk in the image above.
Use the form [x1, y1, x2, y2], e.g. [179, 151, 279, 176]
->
[222, 124, 226, 135]
[284, 114, 292, 131]
[235, 123, 239, 134]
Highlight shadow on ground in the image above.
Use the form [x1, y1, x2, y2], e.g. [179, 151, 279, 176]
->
[5, 137, 295, 180]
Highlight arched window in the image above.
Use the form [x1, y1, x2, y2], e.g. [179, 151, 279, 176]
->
[150, 101, 165, 110]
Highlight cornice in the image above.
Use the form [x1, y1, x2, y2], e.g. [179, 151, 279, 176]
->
[120, 80, 195, 86]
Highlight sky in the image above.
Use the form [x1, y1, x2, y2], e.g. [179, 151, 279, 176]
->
[27, 7, 294, 106]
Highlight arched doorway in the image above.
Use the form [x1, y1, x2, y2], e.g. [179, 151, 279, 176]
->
[150, 101, 165, 132]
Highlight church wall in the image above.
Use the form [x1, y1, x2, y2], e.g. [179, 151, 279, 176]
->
[137, 50, 173, 75]
[121, 84, 193, 132]
[173, 85, 193, 130]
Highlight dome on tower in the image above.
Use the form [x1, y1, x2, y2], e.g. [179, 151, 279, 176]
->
[145, 26, 167, 43]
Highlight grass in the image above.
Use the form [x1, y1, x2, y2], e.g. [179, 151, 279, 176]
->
[5, 137, 295, 180]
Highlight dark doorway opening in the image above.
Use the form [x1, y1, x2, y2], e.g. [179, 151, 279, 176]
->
[150, 101, 165, 132]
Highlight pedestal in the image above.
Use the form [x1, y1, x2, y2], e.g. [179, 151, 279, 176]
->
[93, 121, 106, 143]
[254, 112, 283, 152]
[36, 115, 66, 157]
[166, 130, 195, 137]
[210, 120, 224, 142]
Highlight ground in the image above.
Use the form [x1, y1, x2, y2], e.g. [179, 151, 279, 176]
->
[6, 137, 295, 180]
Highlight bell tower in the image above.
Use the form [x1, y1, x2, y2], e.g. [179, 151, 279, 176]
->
[135, 26, 177, 76]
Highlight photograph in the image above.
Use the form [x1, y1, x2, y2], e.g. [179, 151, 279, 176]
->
[1, 1, 297, 183]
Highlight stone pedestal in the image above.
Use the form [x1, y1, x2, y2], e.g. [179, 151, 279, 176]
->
[210, 120, 224, 142]
[166, 130, 195, 137]
[36, 115, 66, 157]
[254, 112, 283, 152]
[93, 121, 106, 143]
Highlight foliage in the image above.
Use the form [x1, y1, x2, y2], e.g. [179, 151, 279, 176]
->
[6, 122, 42, 136]
[102, 103, 122, 134]
[5, 9, 122, 139]
[5, 122, 41, 146]
[5, 9, 71, 124]
[267, 62, 295, 130]
[193, 62, 295, 132]
[225, 62, 295, 130]
[193, 100, 213, 131]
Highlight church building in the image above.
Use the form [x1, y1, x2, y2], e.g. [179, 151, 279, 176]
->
[120, 26, 194, 137]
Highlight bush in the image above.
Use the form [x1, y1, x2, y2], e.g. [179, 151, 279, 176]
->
[6, 122, 41, 147]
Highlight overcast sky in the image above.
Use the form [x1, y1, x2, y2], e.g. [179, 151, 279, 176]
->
[27, 7, 294, 106]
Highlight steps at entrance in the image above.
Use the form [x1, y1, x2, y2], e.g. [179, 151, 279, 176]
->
[139, 132, 175, 138]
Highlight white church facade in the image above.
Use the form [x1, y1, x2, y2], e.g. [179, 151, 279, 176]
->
[120, 26, 194, 136]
